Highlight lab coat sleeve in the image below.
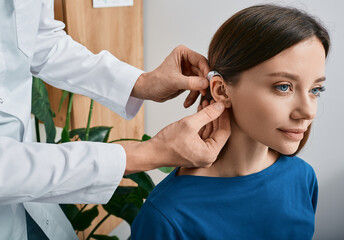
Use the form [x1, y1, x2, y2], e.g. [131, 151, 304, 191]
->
[0, 136, 126, 205]
[30, 0, 144, 120]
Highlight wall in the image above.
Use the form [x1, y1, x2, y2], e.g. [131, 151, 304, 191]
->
[144, 0, 344, 239]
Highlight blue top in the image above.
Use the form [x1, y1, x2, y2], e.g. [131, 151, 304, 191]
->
[131, 155, 318, 240]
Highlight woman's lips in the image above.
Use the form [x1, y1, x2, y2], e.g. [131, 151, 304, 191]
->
[278, 129, 305, 141]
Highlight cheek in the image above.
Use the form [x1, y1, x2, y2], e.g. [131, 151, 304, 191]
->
[232, 92, 280, 133]
[231, 91, 300, 154]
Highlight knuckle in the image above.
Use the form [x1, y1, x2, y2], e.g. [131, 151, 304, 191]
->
[203, 163, 213, 168]
[187, 148, 217, 168]
[175, 45, 189, 55]
[187, 78, 197, 90]
[179, 118, 193, 130]
[198, 151, 216, 166]
[201, 157, 216, 167]
[177, 44, 187, 50]
[174, 45, 182, 52]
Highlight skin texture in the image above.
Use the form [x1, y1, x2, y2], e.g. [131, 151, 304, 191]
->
[123, 45, 231, 174]
[179, 36, 326, 177]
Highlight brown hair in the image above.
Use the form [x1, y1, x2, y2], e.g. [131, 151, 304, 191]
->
[207, 4, 330, 156]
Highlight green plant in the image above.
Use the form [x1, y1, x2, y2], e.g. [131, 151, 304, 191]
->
[31, 77, 173, 239]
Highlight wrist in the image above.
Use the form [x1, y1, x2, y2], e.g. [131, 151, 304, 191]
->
[131, 72, 148, 100]
[121, 139, 167, 175]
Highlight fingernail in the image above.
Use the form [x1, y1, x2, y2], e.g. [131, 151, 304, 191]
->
[214, 102, 224, 111]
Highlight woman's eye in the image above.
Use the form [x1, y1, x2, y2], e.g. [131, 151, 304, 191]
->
[311, 86, 326, 97]
[275, 84, 291, 92]
[311, 88, 320, 95]
[274, 84, 326, 97]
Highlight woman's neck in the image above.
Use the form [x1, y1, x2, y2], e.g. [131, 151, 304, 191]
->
[178, 124, 280, 178]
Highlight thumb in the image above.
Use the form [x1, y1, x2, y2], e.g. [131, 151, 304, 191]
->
[189, 102, 225, 131]
[177, 75, 209, 92]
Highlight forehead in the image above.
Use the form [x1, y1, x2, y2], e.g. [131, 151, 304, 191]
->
[240, 37, 326, 84]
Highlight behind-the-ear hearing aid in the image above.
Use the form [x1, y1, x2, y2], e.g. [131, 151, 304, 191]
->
[207, 71, 223, 82]
[203, 71, 224, 101]
[204, 71, 228, 101]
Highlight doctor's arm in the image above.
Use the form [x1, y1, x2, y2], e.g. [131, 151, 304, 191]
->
[0, 103, 229, 205]
[30, 0, 142, 120]
[0, 136, 124, 205]
[29, 0, 231, 174]
[30, 1, 209, 119]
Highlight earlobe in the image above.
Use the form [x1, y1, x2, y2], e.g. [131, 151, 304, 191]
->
[210, 76, 232, 108]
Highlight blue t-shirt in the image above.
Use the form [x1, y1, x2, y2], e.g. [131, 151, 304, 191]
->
[132, 155, 318, 240]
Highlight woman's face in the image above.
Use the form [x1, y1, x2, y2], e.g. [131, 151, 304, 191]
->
[227, 36, 326, 155]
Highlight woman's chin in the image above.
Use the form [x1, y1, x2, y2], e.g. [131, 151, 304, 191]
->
[272, 144, 299, 156]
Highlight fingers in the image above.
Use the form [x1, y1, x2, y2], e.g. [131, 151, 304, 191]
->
[210, 100, 219, 132]
[201, 100, 212, 139]
[184, 90, 200, 108]
[179, 45, 210, 78]
[194, 102, 230, 167]
[218, 108, 231, 134]
[197, 105, 205, 137]
[208, 108, 231, 152]
[188, 101, 225, 131]
[200, 89, 207, 97]
[173, 45, 210, 92]
[183, 75, 209, 92]
[189, 65, 203, 77]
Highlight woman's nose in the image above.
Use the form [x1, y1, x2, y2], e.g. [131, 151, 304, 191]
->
[290, 93, 317, 120]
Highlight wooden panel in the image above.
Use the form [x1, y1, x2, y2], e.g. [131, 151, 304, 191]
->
[47, 0, 68, 127]
[49, 0, 144, 238]
[63, 0, 144, 142]
[51, 0, 144, 140]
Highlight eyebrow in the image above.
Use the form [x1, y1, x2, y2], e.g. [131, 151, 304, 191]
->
[267, 72, 326, 83]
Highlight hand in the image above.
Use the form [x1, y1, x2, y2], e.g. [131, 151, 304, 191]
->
[131, 45, 210, 108]
[122, 102, 231, 174]
[198, 99, 219, 140]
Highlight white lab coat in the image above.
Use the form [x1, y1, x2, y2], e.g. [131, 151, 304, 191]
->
[0, 0, 144, 239]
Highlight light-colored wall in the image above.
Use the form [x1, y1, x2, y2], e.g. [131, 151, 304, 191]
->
[144, 0, 344, 239]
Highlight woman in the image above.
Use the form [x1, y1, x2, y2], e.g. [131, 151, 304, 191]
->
[132, 4, 330, 239]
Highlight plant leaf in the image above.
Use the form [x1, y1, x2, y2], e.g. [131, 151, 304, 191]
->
[123, 172, 155, 197]
[141, 134, 151, 142]
[72, 205, 99, 231]
[69, 126, 112, 142]
[92, 235, 119, 240]
[158, 167, 174, 173]
[60, 204, 80, 223]
[58, 90, 69, 113]
[103, 186, 142, 225]
[61, 127, 70, 143]
[31, 77, 56, 143]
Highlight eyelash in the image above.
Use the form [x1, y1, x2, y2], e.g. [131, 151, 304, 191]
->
[274, 84, 326, 97]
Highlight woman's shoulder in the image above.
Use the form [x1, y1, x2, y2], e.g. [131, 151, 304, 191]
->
[280, 155, 317, 182]
[282, 155, 315, 171]
[148, 168, 198, 201]
[146, 168, 218, 211]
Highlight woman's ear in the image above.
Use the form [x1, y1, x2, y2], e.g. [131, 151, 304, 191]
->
[210, 76, 232, 108]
